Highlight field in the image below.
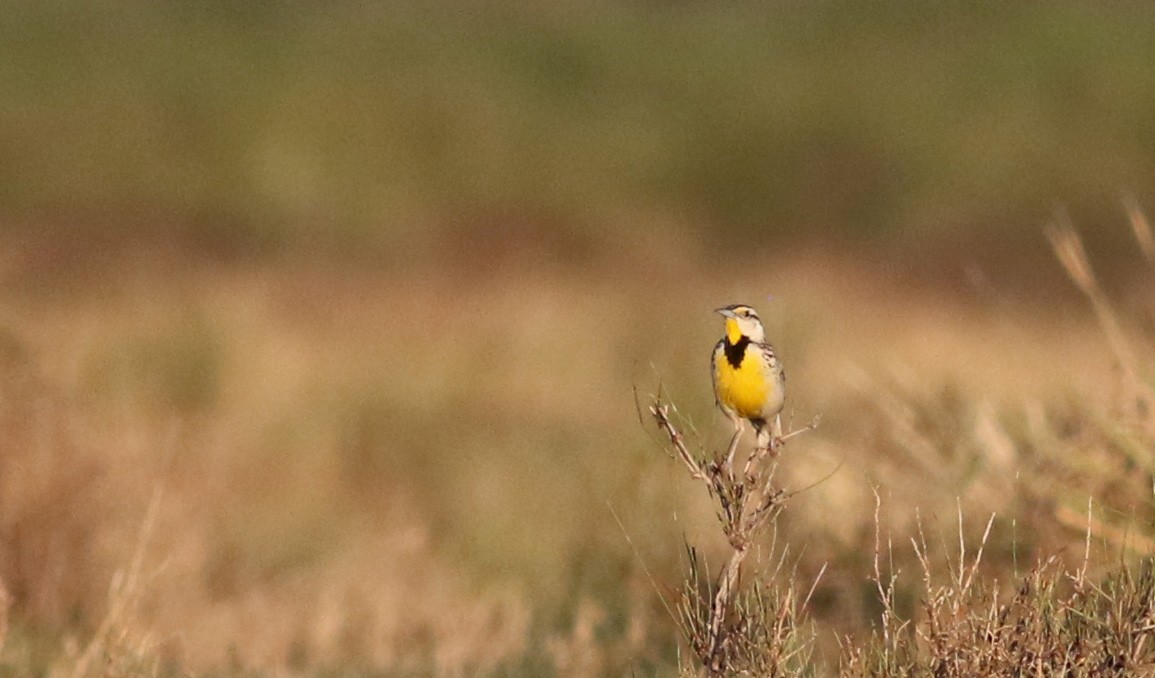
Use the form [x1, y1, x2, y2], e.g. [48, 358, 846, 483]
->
[4, 1, 1155, 675]
[1, 221, 1153, 675]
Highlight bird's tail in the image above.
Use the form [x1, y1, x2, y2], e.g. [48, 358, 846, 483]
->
[753, 414, 783, 450]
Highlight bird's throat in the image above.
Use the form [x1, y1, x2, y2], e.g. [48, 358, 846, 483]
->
[725, 318, 743, 345]
[723, 334, 750, 369]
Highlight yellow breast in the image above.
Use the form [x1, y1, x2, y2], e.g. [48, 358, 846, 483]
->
[714, 347, 770, 420]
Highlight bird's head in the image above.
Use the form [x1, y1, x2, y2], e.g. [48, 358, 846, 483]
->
[716, 304, 765, 344]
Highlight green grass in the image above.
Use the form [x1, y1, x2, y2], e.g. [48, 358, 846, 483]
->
[2, 0, 1155, 254]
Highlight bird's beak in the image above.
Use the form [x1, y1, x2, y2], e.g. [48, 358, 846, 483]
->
[715, 307, 736, 318]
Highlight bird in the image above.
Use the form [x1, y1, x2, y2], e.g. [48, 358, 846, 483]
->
[711, 303, 786, 452]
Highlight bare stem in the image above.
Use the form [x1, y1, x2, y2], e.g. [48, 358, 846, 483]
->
[650, 401, 707, 483]
[649, 393, 818, 674]
[707, 543, 749, 672]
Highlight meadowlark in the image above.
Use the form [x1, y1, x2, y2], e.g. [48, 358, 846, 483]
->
[711, 304, 785, 451]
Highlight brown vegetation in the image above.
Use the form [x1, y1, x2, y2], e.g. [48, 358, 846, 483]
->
[0, 210, 1153, 674]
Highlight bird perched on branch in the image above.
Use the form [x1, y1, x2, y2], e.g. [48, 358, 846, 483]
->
[711, 304, 785, 451]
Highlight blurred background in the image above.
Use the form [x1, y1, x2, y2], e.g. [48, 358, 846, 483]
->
[2, 0, 1155, 674]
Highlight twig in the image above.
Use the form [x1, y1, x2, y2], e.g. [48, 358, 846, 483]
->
[648, 392, 820, 674]
[779, 415, 822, 445]
[723, 427, 742, 483]
[650, 400, 707, 482]
[743, 416, 821, 484]
[707, 543, 748, 672]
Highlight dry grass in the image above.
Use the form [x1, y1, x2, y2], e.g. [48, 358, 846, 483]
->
[0, 208, 1153, 674]
[643, 211, 1155, 676]
[841, 519, 1155, 675]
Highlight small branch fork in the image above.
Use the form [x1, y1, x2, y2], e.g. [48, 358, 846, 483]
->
[649, 395, 819, 674]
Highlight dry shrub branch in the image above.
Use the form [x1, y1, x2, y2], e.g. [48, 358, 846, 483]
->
[650, 393, 818, 675]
